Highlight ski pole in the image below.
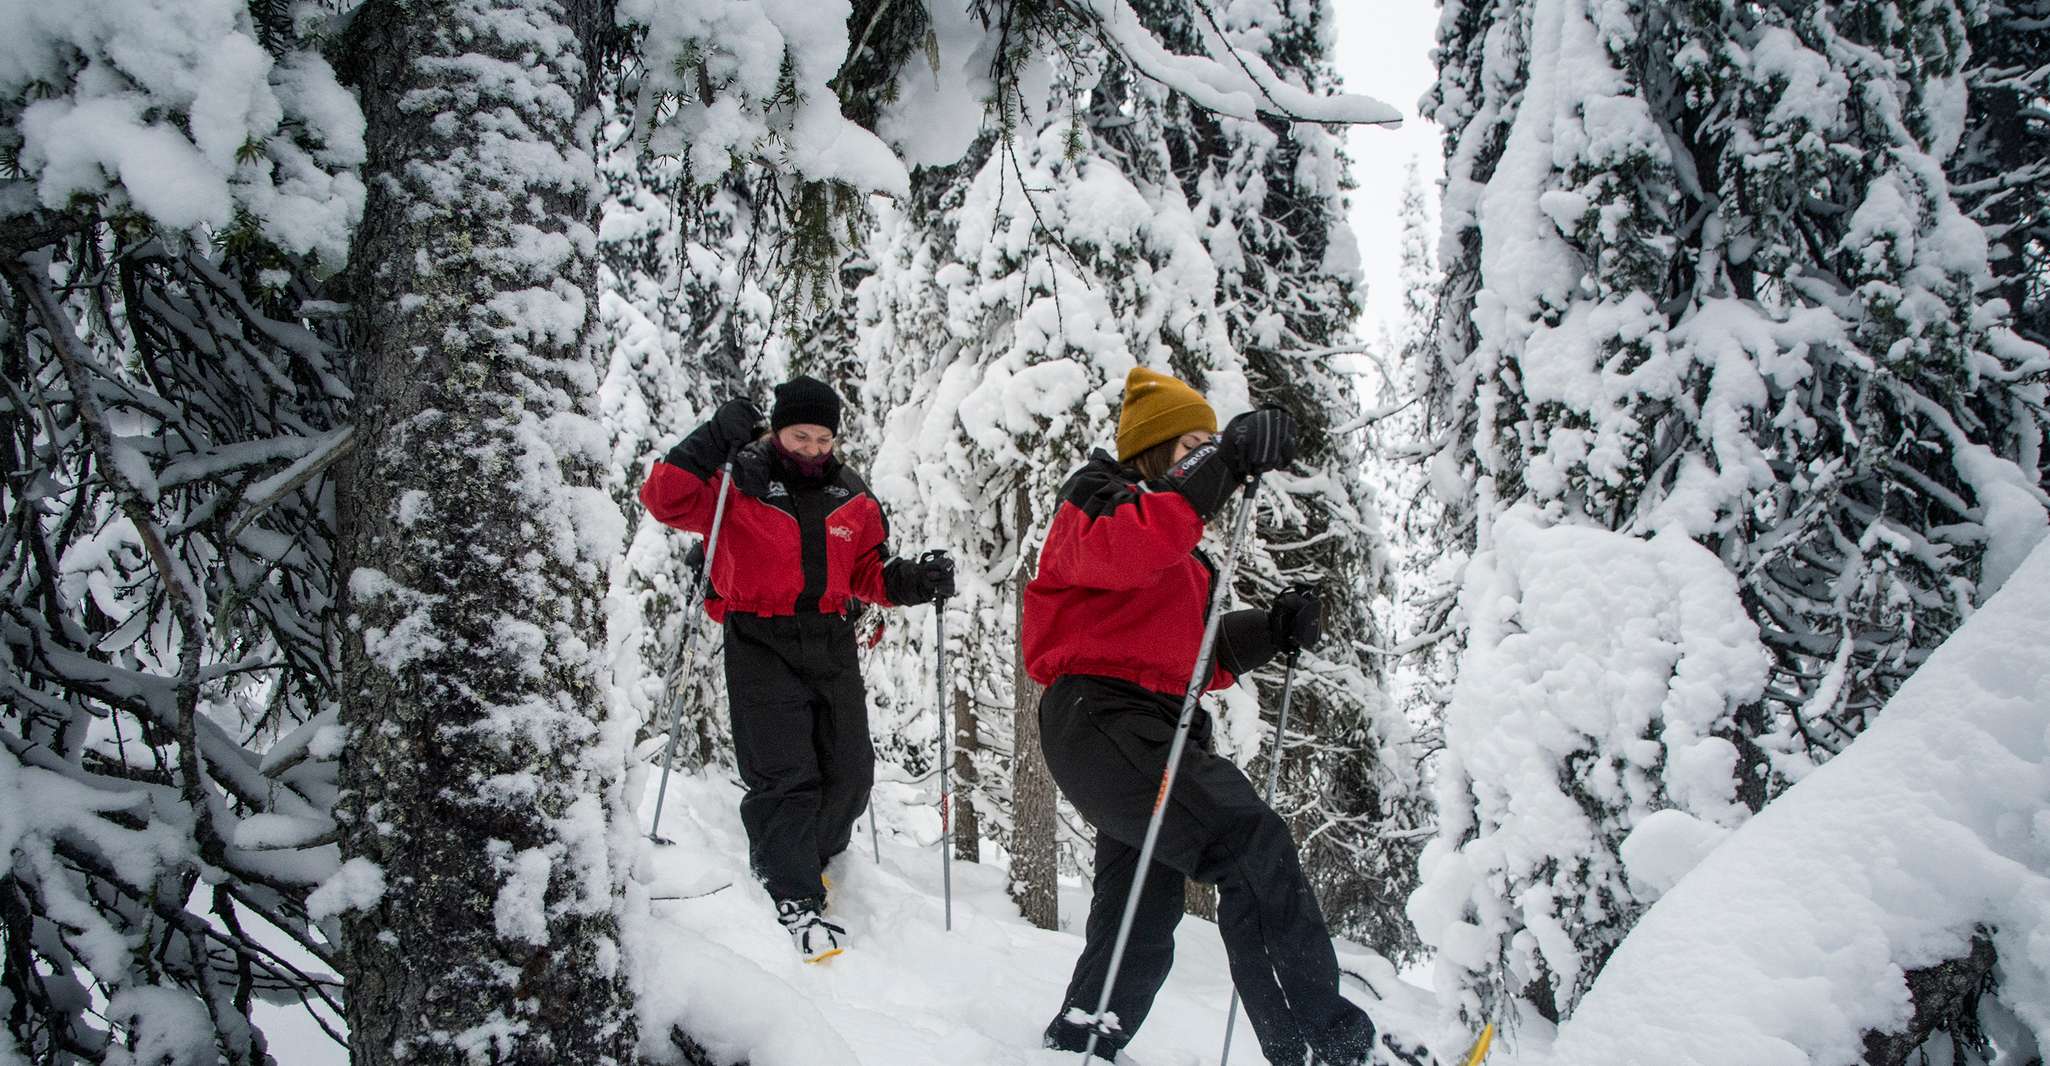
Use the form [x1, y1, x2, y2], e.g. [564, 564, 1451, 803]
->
[1219, 648, 1302, 1066]
[932, 576, 953, 931]
[869, 799, 881, 864]
[1081, 476, 1262, 1063]
[649, 460, 735, 843]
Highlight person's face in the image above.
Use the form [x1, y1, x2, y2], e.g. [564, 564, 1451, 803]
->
[776, 424, 836, 460]
[1170, 429, 1214, 464]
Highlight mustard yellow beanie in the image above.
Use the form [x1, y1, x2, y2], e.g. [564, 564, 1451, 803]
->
[1116, 366, 1217, 461]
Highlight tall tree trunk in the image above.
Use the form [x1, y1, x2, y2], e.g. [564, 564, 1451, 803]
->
[1009, 486, 1059, 929]
[335, 2, 636, 1063]
[952, 675, 983, 862]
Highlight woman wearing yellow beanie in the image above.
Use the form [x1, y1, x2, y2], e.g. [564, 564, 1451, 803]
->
[1022, 367, 1405, 1065]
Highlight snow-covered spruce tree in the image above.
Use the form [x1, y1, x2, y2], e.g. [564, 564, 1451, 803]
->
[1950, 0, 2050, 478]
[1540, 537, 2050, 1066]
[1, 2, 364, 1059]
[1108, 0, 1423, 955]
[1411, 0, 2050, 1036]
[854, 152, 994, 866]
[595, 112, 776, 776]
[332, 2, 639, 1061]
[853, 3, 1107, 904]
[1404, 0, 1539, 1023]
[862, 98, 1146, 919]
[1386, 162, 1462, 761]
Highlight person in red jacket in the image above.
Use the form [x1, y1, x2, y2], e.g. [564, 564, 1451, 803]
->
[1027, 367, 1402, 1066]
[641, 375, 953, 960]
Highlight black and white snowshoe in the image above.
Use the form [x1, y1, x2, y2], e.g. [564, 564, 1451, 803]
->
[776, 896, 845, 963]
[1371, 1032, 1433, 1066]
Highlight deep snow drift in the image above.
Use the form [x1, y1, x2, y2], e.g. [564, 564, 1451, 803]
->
[1534, 539, 2050, 1065]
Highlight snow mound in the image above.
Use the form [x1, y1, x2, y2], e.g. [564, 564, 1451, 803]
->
[1543, 539, 2050, 1065]
[1410, 508, 1768, 1017]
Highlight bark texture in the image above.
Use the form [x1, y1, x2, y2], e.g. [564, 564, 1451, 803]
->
[953, 680, 984, 862]
[1009, 488, 1060, 930]
[1862, 931, 1999, 1066]
[336, 2, 637, 1063]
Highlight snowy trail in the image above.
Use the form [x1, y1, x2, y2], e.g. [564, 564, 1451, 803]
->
[628, 772, 1448, 1066]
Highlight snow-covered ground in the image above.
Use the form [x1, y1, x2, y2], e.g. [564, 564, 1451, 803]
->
[255, 763, 1452, 1066]
[623, 772, 1451, 1066]
[256, 539, 2050, 1066]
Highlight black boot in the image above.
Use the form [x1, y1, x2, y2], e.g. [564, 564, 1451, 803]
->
[1043, 1012, 1131, 1063]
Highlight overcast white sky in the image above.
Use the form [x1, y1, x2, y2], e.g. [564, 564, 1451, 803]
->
[1327, 0, 1444, 342]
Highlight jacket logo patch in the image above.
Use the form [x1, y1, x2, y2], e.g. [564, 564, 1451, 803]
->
[826, 485, 851, 498]
[828, 525, 854, 541]
[766, 482, 789, 498]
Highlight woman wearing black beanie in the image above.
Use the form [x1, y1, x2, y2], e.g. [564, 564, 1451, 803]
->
[641, 375, 955, 961]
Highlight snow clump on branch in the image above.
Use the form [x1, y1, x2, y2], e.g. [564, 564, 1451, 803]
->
[2, 0, 366, 263]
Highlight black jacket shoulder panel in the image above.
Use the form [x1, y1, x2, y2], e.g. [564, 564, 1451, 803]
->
[1060, 450, 1154, 519]
[828, 460, 871, 502]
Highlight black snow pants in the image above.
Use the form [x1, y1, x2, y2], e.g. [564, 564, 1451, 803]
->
[1039, 675, 1375, 1066]
[722, 611, 874, 903]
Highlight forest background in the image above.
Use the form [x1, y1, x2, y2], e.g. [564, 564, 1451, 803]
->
[2, 0, 2046, 1064]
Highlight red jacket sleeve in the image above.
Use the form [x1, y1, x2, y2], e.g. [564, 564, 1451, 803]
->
[638, 460, 721, 534]
[1039, 487, 1205, 592]
[849, 498, 895, 607]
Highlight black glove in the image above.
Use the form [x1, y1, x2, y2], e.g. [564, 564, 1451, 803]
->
[729, 437, 775, 498]
[1268, 585, 1322, 654]
[914, 550, 956, 601]
[665, 398, 764, 476]
[1221, 408, 1298, 477]
[1159, 439, 1240, 520]
[1216, 608, 1280, 676]
[883, 550, 956, 605]
[708, 398, 763, 452]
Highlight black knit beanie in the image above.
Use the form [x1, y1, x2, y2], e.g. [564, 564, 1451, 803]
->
[771, 375, 842, 433]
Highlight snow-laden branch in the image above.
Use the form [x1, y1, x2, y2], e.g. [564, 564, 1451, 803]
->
[1067, 0, 1402, 126]
[224, 427, 358, 539]
[13, 265, 199, 623]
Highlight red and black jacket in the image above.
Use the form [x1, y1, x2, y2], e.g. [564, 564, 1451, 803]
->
[641, 428, 922, 621]
[1024, 451, 1275, 695]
